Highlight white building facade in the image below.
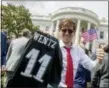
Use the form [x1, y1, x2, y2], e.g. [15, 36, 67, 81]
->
[31, 7, 108, 52]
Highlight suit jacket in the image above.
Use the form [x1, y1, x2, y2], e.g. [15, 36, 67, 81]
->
[74, 64, 91, 88]
[92, 53, 109, 88]
[1, 32, 7, 65]
[6, 37, 29, 71]
[99, 53, 109, 87]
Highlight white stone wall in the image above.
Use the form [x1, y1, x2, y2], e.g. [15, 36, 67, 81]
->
[32, 19, 52, 31]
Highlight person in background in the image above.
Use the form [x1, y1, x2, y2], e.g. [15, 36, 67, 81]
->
[74, 37, 91, 88]
[5, 30, 30, 87]
[1, 31, 7, 88]
[92, 44, 109, 88]
[91, 43, 105, 83]
[99, 44, 109, 88]
[57, 18, 105, 88]
[1, 31, 7, 72]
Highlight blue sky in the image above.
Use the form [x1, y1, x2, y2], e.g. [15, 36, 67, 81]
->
[2, 1, 108, 20]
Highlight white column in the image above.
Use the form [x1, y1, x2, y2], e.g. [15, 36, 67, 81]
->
[50, 21, 54, 35]
[87, 22, 91, 30]
[54, 20, 60, 39]
[85, 22, 91, 50]
[75, 19, 81, 44]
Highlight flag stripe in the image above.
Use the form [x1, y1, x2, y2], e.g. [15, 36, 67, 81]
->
[82, 29, 97, 42]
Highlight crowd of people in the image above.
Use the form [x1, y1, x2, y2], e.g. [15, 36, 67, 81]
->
[1, 19, 108, 88]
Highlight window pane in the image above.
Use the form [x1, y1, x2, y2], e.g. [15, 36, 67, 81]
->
[100, 31, 104, 39]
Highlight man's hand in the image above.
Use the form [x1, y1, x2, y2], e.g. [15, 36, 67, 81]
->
[96, 48, 105, 64]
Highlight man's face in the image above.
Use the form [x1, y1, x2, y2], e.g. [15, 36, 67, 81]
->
[59, 25, 75, 44]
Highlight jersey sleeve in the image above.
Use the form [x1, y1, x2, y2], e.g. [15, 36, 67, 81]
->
[48, 40, 63, 87]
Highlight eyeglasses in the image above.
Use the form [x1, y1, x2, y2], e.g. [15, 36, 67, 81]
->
[61, 29, 74, 34]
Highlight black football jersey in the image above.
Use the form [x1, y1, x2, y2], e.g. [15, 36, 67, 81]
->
[6, 31, 62, 88]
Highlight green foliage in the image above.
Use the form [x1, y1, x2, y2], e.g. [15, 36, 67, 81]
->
[1, 4, 38, 37]
[32, 25, 39, 32]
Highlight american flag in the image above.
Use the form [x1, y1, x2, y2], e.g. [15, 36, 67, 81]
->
[82, 29, 97, 42]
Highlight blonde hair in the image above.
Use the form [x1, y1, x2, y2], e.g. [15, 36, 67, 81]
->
[59, 18, 76, 31]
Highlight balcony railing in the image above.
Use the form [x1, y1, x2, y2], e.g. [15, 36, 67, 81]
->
[52, 7, 98, 19]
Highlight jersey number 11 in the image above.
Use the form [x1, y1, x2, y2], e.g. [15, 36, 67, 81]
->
[21, 48, 51, 83]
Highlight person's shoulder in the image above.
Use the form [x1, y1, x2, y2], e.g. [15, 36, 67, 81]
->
[14, 37, 28, 42]
[73, 44, 84, 52]
[12, 38, 19, 42]
[21, 37, 29, 40]
[11, 38, 22, 44]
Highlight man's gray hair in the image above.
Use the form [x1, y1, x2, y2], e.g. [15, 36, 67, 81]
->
[22, 29, 30, 37]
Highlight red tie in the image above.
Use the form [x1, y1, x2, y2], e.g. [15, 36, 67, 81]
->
[65, 47, 73, 88]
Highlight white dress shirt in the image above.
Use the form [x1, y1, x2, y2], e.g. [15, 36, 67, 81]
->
[59, 40, 99, 87]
